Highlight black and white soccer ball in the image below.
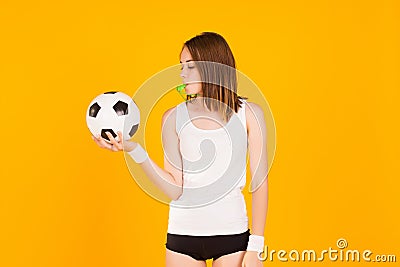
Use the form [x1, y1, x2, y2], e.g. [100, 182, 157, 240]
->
[86, 91, 140, 143]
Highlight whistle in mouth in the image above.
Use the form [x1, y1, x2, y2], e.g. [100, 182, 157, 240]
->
[176, 84, 186, 92]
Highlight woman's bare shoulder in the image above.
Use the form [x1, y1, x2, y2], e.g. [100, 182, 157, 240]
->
[162, 106, 178, 125]
[244, 101, 265, 131]
[244, 101, 263, 117]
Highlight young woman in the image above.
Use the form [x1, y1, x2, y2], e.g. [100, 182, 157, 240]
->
[92, 32, 268, 267]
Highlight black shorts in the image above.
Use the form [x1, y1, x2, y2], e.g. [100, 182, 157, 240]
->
[165, 229, 250, 261]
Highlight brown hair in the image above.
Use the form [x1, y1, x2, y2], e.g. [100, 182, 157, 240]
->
[182, 32, 247, 122]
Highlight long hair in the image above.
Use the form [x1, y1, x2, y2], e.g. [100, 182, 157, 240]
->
[182, 32, 247, 122]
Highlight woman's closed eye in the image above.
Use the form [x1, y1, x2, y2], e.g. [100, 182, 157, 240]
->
[180, 64, 195, 70]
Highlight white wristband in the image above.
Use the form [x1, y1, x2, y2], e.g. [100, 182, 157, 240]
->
[127, 144, 148, 163]
[246, 234, 265, 252]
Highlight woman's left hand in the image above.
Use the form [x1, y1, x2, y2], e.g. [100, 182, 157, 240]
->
[242, 251, 263, 267]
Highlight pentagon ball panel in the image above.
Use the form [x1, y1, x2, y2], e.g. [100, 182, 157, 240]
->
[86, 91, 140, 143]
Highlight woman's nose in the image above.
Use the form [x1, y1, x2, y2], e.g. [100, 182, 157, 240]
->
[180, 69, 186, 79]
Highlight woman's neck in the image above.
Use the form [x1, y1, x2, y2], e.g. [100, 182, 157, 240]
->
[187, 96, 219, 113]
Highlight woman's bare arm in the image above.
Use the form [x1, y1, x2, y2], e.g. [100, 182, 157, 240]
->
[92, 107, 183, 200]
[246, 102, 269, 236]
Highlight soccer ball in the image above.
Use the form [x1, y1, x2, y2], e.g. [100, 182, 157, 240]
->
[86, 91, 140, 143]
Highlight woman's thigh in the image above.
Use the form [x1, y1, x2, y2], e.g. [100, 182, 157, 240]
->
[212, 251, 246, 267]
[166, 248, 207, 267]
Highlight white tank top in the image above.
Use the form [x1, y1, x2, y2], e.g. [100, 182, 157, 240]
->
[167, 99, 249, 235]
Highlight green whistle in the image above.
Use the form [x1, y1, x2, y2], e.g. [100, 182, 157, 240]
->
[176, 84, 186, 92]
[176, 83, 198, 101]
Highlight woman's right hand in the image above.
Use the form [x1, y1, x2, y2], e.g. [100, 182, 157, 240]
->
[92, 131, 138, 152]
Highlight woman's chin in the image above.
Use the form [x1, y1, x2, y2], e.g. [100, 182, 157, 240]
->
[184, 87, 200, 95]
[185, 91, 196, 95]
[185, 83, 201, 93]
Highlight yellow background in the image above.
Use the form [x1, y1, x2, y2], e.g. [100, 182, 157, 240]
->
[1, 0, 399, 266]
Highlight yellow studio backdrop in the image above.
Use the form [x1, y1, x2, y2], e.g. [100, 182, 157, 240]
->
[0, 1, 399, 266]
